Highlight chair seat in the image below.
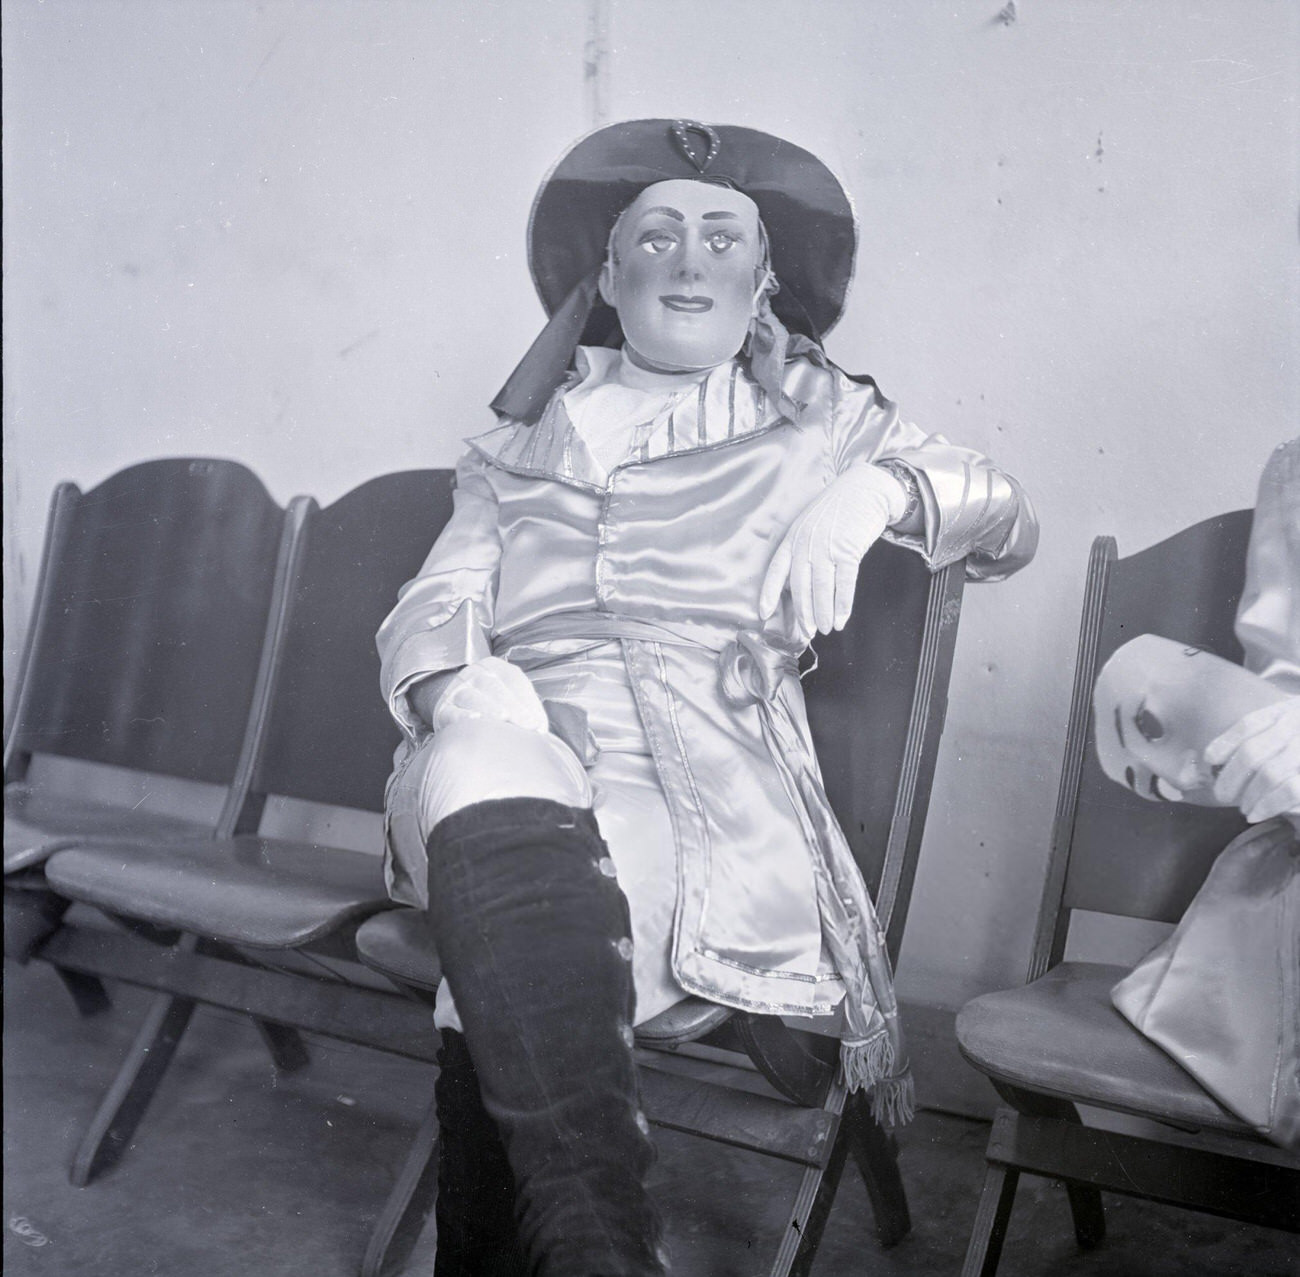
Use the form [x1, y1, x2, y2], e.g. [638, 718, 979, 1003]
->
[355, 907, 736, 1045]
[4, 782, 211, 874]
[634, 997, 734, 1047]
[956, 961, 1250, 1136]
[355, 907, 441, 991]
[43, 836, 390, 949]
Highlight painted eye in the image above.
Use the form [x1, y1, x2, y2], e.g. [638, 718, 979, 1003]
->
[706, 232, 739, 253]
[639, 234, 676, 255]
[1134, 705, 1164, 741]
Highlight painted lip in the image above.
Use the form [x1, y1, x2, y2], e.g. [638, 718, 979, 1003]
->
[660, 295, 714, 313]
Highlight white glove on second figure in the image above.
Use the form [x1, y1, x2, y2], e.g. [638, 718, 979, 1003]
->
[759, 462, 910, 640]
[1205, 696, 1300, 824]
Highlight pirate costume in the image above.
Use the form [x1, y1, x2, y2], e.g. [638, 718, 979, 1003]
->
[378, 120, 1039, 1274]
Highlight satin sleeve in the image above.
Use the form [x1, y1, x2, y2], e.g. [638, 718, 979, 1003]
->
[1235, 437, 1300, 694]
[828, 370, 1039, 581]
[376, 449, 501, 738]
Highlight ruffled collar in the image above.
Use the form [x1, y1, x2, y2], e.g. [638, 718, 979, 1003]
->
[468, 346, 809, 490]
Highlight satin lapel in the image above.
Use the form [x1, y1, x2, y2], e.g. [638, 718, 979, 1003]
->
[467, 393, 608, 492]
[468, 354, 827, 489]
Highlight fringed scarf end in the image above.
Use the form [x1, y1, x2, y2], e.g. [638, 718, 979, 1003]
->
[840, 1036, 915, 1127]
[840, 1032, 893, 1091]
[870, 1072, 915, 1128]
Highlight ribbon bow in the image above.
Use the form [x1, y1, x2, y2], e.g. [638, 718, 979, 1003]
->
[718, 630, 796, 708]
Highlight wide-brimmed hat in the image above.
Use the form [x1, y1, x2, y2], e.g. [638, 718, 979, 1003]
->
[492, 119, 857, 423]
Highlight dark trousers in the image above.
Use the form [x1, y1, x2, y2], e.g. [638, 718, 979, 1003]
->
[427, 797, 665, 1276]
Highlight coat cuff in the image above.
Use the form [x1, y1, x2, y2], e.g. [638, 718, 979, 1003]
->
[381, 599, 494, 738]
[880, 453, 1037, 581]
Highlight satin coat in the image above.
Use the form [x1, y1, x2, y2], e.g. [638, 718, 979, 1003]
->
[377, 346, 1037, 1019]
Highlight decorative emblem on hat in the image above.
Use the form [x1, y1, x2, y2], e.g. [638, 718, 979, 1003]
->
[670, 120, 721, 174]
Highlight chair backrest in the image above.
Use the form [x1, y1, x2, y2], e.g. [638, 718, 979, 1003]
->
[3, 458, 289, 789]
[245, 470, 456, 817]
[1030, 511, 1254, 976]
[802, 541, 965, 963]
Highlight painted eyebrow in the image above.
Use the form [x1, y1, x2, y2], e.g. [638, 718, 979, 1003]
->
[638, 206, 685, 221]
[1113, 705, 1127, 751]
[701, 211, 741, 220]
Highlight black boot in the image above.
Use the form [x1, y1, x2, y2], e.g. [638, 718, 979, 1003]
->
[433, 1029, 528, 1277]
[427, 797, 666, 1277]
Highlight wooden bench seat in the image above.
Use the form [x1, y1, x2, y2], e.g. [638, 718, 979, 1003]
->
[46, 837, 391, 951]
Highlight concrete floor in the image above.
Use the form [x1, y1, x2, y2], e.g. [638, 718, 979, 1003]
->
[4, 959, 1295, 1277]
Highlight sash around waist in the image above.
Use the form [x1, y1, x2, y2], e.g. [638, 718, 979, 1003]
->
[495, 610, 800, 665]
[495, 611, 803, 712]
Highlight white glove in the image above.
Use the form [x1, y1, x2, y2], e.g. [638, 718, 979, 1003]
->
[426, 656, 550, 735]
[759, 462, 909, 640]
[1204, 696, 1300, 823]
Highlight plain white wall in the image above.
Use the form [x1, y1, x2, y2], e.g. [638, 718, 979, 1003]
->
[5, 0, 1296, 1008]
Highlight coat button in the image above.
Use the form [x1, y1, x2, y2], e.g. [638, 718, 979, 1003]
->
[620, 1023, 635, 1048]
[615, 937, 634, 961]
[598, 857, 618, 878]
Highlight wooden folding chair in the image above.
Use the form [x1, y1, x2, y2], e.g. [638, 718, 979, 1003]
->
[353, 537, 967, 1277]
[4, 458, 300, 1014]
[955, 510, 1300, 1277]
[40, 470, 456, 1186]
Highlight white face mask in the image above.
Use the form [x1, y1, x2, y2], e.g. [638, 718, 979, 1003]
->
[600, 179, 765, 373]
[1092, 634, 1289, 804]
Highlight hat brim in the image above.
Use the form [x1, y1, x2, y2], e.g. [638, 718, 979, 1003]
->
[527, 120, 857, 345]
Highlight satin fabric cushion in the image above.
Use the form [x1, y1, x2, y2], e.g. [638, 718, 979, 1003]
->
[1112, 818, 1300, 1150]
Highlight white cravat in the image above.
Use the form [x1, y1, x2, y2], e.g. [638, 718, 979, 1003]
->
[565, 348, 713, 475]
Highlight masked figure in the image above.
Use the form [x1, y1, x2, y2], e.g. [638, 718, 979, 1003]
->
[377, 120, 1038, 1275]
[1095, 437, 1299, 1151]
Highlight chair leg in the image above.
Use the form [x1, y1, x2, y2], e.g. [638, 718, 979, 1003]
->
[70, 991, 196, 1186]
[360, 1092, 441, 1277]
[960, 1161, 1019, 1277]
[56, 968, 113, 1017]
[6, 881, 110, 1011]
[192, 940, 311, 1074]
[254, 1020, 310, 1074]
[995, 1084, 1106, 1250]
[769, 1120, 851, 1277]
[844, 1092, 911, 1247]
[1064, 1180, 1106, 1249]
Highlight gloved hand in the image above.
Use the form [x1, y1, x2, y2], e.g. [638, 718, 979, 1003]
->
[419, 656, 550, 735]
[759, 462, 909, 640]
[1204, 696, 1300, 823]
